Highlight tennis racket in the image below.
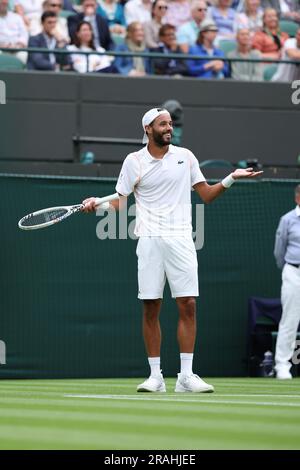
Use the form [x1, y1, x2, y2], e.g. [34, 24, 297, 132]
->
[18, 192, 119, 230]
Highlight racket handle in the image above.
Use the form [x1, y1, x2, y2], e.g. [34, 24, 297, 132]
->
[94, 192, 119, 208]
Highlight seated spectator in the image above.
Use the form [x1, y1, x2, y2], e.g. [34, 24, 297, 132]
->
[124, 0, 152, 25]
[14, 0, 44, 31]
[30, 0, 70, 45]
[165, 0, 192, 28]
[272, 26, 300, 81]
[96, 0, 126, 40]
[113, 21, 151, 75]
[177, 0, 208, 53]
[151, 23, 188, 76]
[208, 0, 237, 43]
[228, 28, 263, 80]
[68, 0, 114, 50]
[234, 0, 263, 36]
[252, 8, 289, 59]
[260, 0, 300, 23]
[67, 20, 115, 72]
[187, 19, 229, 78]
[27, 11, 72, 69]
[143, 0, 168, 49]
[0, 0, 28, 63]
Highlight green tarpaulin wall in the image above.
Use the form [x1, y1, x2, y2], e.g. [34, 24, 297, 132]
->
[0, 175, 297, 378]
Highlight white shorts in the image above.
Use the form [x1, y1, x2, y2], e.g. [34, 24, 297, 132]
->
[136, 236, 199, 299]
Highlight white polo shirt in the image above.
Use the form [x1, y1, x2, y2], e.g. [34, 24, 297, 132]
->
[116, 144, 205, 237]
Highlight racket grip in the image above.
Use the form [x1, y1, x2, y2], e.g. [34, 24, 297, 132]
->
[94, 192, 119, 208]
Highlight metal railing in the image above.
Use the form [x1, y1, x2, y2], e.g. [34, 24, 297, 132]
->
[1, 46, 300, 73]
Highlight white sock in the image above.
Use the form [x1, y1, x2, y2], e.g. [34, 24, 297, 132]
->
[180, 353, 193, 376]
[148, 357, 161, 377]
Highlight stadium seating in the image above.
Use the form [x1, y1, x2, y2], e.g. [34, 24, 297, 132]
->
[263, 64, 277, 81]
[218, 40, 237, 56]
[0, 53, 25, 70]
[279, 20, 299, 37]
[199, 159, 234, 169]
[59, 10, 77, 18]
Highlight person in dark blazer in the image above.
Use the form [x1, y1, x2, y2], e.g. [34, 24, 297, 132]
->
[27, 11, 73, 70]
[67, 0, 114, 50]
[151, 23, 188, 77]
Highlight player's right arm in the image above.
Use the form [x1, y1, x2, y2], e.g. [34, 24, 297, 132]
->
[82, 154, 140, 212]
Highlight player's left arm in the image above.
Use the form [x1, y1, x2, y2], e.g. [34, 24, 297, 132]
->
[193, 168, 263, 204]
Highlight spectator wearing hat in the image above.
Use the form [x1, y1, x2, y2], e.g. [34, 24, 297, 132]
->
[177, 0, 208, 53]
[228, 28, 263, 80]
[187, 19, 229, 78]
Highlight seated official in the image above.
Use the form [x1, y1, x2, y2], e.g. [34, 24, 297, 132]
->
[67, 21, 116, 73]
[151, 23, 188, 76]
[113, 21, 151, 76]
[187, 19, 229, 78]
[27, 11, 72, 70]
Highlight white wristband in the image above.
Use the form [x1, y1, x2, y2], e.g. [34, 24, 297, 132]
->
[98, 201, 110, 210]
[221, 174, 235, 189]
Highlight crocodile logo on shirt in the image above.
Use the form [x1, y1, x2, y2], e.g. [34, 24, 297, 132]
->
[177, 161, 184, 164]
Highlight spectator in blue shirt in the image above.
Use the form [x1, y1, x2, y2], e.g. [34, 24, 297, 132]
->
[187, 19, 229, 78]
[114, 21, 151, 75]
[274, 185, 300, 380]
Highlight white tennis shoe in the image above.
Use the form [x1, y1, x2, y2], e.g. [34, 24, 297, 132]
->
[137, 374, 166, 392]
[175, 373, 214, 393]
[276, 369, 292, 380]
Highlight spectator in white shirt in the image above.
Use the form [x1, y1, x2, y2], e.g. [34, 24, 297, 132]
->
[0, 0, 28, 62]
[14, 0, 44, 30]
[272, 27, 300, 81]
[124, 0, 152, 26]
[67, 20, 114, 72]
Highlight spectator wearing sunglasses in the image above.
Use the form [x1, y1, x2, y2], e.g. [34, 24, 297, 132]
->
[143, 0, 168, 48]
[177, 0, 208, 53]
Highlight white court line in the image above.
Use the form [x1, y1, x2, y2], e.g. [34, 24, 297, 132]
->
[64, 394, 300, 407]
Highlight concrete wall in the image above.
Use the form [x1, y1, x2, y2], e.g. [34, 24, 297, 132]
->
[0, 71, 299, 175]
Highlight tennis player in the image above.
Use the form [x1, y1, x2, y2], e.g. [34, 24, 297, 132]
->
[83, 108, 262, 393]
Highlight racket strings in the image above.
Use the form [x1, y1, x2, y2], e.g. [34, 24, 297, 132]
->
[21, 208, 69, 227]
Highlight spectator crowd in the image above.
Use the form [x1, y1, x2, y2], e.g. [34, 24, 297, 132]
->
[0, 0, 300, 81]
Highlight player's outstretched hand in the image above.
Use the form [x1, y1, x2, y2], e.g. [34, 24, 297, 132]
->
[82, 197, 98, 212]
[232, 168, 263, 180]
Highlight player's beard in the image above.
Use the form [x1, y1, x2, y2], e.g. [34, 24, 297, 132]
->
[152, 128, 172, 147]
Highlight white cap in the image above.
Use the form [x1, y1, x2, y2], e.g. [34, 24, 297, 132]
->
[142, 108, 169, 144]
